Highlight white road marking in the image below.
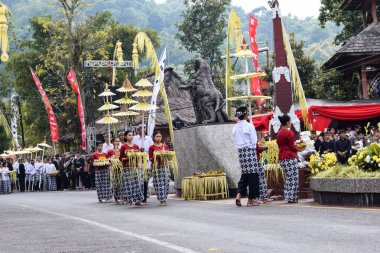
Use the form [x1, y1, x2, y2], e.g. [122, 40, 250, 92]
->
[19, 204, 200, 253]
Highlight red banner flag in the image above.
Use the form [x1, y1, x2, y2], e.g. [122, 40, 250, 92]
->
[249, 14, 263, 105]
[67, 68, 86, 151]
[29, 67, 59, 143]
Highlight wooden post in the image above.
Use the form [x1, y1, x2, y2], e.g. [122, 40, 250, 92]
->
[372, 0, 378, 23]
[361, 64, 369, 99]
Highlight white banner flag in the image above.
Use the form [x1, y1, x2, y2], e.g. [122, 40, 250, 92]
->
[148, 48, 167, 137]
[10, 92, 20, 148]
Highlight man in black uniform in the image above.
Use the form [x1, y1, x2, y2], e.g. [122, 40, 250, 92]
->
[335, 130, 351, 164]
[74, 151, 86, 190]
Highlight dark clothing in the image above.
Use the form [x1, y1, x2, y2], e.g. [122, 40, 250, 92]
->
[237, 173, 260, 200]
[320, 140, 335, 154]
[314, 139, 322, 153]
[74, 157, 86, 188]
[335, 138, 351, 164]
[19, 164, 26, 192]
[172, 118, 186, 130]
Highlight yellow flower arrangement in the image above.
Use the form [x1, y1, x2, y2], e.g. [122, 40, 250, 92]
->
[349, 143, 380, 172]
[309, 152, 338, 175]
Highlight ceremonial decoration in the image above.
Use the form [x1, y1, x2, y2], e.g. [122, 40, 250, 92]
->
[96, 83, 119, 136]
[113, 75, 139, 129]
[124, 151, 148, 179]
[132, 32, 174, 144]
[249, 14, 265, 106]
[130, 77, 158, 149]
[182, 173, 229, 200]
[0, 1, 10, 62]
[268, 0, 308, 136]
[112, 41, 124, 86]
[30, 67, 59, 143]
[67, 68, 86, 150]
[259, 140, 284, 182]
[37, 141, 52, 159]
[10, 92, 19, 148]
[109, 158, 125, 198]
[153, 150, 179, 179]
[148, 48, 167, 138]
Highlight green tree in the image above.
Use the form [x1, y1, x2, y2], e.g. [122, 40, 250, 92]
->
[319, 0, 363, 46]
[176, 0, 231, 91]
[289, 33, 318, 98]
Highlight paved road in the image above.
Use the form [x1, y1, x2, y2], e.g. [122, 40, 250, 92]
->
[1, 191, 379, 253]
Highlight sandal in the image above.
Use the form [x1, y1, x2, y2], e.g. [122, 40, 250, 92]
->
[235, 199, 242, 207]
[263, 198, 273, 203]
[247, 200, 259, 207]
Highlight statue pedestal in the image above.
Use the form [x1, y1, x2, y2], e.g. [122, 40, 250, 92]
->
[174, 123, 240, 194]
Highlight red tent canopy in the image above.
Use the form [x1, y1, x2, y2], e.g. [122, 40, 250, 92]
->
[252, 110, 302, 131]
[308, 104, 380, 131]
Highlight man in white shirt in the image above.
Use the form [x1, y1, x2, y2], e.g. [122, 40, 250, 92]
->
[24, 158, 32, 191]
[133, 124, 154, 153]
[102, 133, 114, 153]
[12, 159, 19, 174]
[133, 124, 154, 203]
[232, 106, 262, 207]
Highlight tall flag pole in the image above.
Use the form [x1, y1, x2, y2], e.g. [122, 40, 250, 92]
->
[148, 47, 167, 138]
[29, 67, 60, 143]
[67, 68, 86, 150]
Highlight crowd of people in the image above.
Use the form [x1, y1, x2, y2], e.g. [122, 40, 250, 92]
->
[0, 126, 174, 208]
[311, 125, 375, 164]
[92, 125, 172, 207]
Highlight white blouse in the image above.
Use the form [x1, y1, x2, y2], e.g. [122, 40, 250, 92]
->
[232, 120, 258, 149]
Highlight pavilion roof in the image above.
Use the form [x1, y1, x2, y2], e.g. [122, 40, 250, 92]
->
[323, 22, 380, 69]
[341, 0, 380, 11]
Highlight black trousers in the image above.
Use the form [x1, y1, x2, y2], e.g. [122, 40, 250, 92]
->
[143, 181, 148, 201]
[19, 176, 25, 192]
[237, 173, 260, 200]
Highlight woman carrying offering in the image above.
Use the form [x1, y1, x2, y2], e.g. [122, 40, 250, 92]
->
[92, 141, 113, 203]
[276, 115, 302, 204]
[119, 130, 145, 207]
[149, 131, 171, 206]
[108, 137, 124, 204]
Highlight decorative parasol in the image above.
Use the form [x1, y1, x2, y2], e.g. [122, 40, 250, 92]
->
[130, 78, 157, 148]
[114, 97, 138, 105]
[113, 111, 139, 117]
[96, 114, 119, 125]
[38, 141, 52, 159]
[98, 102, 119, 111]
[117, 77, 137, 93]
[97, 83, 119, 137]
[230, 49, 257, 58]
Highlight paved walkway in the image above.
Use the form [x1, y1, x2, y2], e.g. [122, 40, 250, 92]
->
[1, 191, 379, 253]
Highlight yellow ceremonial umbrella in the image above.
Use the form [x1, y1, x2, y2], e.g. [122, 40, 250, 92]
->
[130, 78, 158, 147]
[96, 114, 119, 125]
[37, 142, 52, 159]
[97, 83, 119, 137]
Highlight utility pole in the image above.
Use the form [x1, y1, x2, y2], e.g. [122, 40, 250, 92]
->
[17, 97, 25, 148]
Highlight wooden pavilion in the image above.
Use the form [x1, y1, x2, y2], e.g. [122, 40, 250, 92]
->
[323, 0, 380, 99]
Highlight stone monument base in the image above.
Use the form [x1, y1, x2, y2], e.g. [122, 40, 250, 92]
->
[173, 123, 240, 193]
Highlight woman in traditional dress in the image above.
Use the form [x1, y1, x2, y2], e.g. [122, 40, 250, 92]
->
[276, 115, 301, 204]
[119, 131, 145, 207]
[108, 137, 124, 204]
[233, 107, 261, 207]
[1, 162, 11, 194]
[92, 141, 113, 203]
[149, 131, 170, 206]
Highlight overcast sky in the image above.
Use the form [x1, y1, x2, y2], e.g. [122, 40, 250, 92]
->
[155, 0, 321, 19]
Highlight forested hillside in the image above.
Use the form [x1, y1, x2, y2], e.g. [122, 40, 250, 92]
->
[4, 0, 339, 66]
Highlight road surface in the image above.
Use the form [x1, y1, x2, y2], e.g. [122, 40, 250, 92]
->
[1, 191, 379, 253]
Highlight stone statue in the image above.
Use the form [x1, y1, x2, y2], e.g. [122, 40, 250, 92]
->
[179, 58, 230, 124]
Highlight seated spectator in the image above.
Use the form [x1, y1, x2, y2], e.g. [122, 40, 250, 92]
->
[335, 130, 351, 164]
[172, 113, 188, 130]
[320, 133, 334, 154]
